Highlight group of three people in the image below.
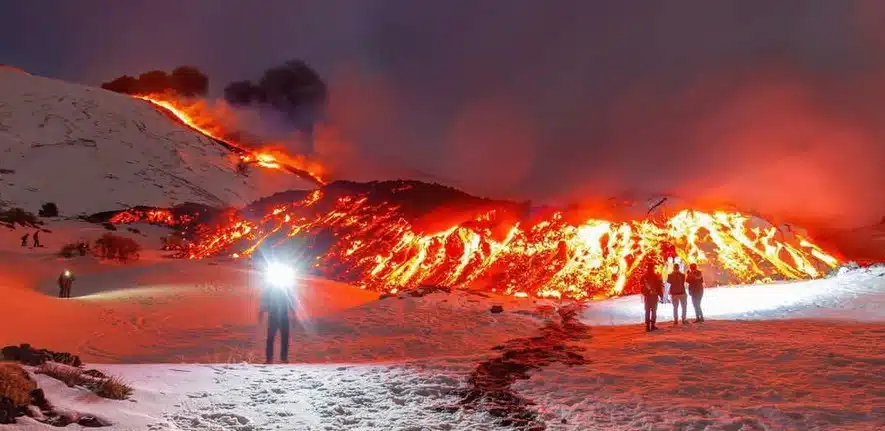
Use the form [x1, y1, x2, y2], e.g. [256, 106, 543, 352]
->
[641, 262, 705, 332]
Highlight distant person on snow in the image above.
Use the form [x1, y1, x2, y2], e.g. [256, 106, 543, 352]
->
[641, 263, 664, 332]
[32, 231, 40, 248]
[259, 286, 295, 364]
[687, 263, 705, 322]
[667, 263, 688, 325]
[57, 270, 74, 298]
[20, 233, 28, 247]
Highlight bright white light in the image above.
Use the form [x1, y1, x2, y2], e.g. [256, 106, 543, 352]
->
[63, 270, 71, 277]
[264, 262, 295, 288]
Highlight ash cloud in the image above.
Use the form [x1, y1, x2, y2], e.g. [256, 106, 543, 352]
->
[222, 60, 328, 136]
[101, 66, 209, 97]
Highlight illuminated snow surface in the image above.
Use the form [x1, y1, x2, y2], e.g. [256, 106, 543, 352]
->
[0, 222, 883, 430]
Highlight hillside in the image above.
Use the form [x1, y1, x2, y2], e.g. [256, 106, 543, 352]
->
[0, 69, 314, 216]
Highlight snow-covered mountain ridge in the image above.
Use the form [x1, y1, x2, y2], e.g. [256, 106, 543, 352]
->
[0, 69, 313, 216]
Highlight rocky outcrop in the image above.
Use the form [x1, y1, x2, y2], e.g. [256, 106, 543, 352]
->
[1, 344, 82, 367]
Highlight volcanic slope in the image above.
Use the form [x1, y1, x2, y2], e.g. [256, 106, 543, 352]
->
[0, 68, 314, 216]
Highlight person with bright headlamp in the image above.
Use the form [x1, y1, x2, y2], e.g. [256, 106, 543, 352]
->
[259, 262, 296, 364]
[57, 270, 75, 298]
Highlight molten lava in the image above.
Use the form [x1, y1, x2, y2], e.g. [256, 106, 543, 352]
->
[109, 208, 192, 227]
[113, 92, 844, 299]
[135, 187, 838, 300]
[135, 94, 326, 185]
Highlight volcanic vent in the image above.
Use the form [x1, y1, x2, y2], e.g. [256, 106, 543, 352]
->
[107, 180, 840, 300]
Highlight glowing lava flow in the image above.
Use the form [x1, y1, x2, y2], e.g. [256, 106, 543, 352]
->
[173, 190, 840, 300]
[109, 208, 193, 227]
[135, 94, 326, 185]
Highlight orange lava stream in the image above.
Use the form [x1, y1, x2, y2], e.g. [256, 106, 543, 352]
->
[175, 190, 840, 299]
[135, 94, 326, 185]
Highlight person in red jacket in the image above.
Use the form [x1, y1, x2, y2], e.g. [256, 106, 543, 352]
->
[667, 263, 688, 325]
[640, 263, 664, 332]
[687, 263, 705, 322]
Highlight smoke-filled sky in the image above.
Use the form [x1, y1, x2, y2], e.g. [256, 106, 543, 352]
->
[2, 0, 885, 228]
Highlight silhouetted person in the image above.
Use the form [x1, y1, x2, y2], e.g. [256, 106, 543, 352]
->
[667, 263, 688, 325]
[32, 231, 40, 248]
[57, 270, 74, 298]
[20, 233, 28, 247]
[260, 287, 294, 364]
[687, 263, 705, 322]
[641, 263, 664, 332]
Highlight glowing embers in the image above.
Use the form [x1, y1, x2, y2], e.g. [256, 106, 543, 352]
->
[181, 190, 841, 300]
[109, 209, 190, 226]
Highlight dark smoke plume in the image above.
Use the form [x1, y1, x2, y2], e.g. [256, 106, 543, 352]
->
[223, 60, 328, 135]
[101, 66, 209, 97]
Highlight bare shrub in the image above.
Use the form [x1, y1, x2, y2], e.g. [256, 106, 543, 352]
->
[93, 233, 141, 262]
[0, 362, 35, 407]
[38, 202, 58, 218]
[90, 375, 132, 400]
[58, 244, 78, 258]
[37, 363, 132, 400]
[0, 208, 39, 228]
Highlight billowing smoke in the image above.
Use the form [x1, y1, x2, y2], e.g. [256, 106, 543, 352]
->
[101, 66, 208, 97]
[64, 1, 885, 229]
[223, 60, 328, 136]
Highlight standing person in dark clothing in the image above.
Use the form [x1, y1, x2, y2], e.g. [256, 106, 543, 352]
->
[32, 231, 40, 248]
[667, 263, 688, 325]
[57, 270, 74, 298]
[687, 263, 705, 322]
[259, 263, 297, 364]
[640, 263, 664, 332]
[20, 233, 28, 247]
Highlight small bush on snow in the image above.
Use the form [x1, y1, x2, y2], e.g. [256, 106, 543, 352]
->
[93, 233, 141, 262]
[90, 375, 132, 400]
[37, 363, 132, 400]
[59, 242, 89, 258]
[0, 208, 40, 228]
[38, 202, 58, 218]
[0, 362, 36, 407]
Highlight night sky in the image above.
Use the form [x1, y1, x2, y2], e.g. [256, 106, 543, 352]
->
[2, 0, 884, 228]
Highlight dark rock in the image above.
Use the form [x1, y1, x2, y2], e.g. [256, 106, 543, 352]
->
[378, 292, 396, 300]
[46, 415, 74, 427]
[561, 418, 568, 424]
[1, 344, 82, 367]
[30, 389, 50, 411]
[78, 415, 110, 427]
[0, 396, 25, 424]
[490, 305, 504, 314]
[407, 285, 453, 298]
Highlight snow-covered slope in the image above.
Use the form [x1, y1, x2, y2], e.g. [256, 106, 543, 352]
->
[0, 69, 313, 216]
[0, 221, 883, 430]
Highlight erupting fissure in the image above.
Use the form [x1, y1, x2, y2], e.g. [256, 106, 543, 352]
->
[135, 94, 326, 186]
[111, 186, 841, 300]
[119, 94, 841, 300]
